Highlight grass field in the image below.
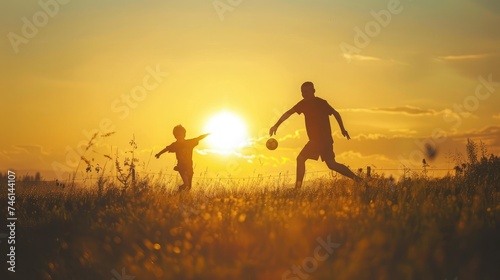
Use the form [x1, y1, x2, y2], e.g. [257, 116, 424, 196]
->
[1, 166, 499, 280]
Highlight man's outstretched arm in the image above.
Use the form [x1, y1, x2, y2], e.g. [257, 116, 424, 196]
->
[331, 109, 351, 140]
[270, 108, 295, 136]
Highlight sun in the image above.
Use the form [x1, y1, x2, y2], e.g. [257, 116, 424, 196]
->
[204, 111, 248, 151]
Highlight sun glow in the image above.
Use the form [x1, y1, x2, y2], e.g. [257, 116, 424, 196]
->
[204, 111, 248, 151]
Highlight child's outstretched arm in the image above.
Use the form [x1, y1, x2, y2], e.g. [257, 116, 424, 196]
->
[155, 145, 171, 159]
[196, 133, 210, 141]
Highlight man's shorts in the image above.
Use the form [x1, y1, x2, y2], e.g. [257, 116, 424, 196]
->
[298, 141, 335, 162]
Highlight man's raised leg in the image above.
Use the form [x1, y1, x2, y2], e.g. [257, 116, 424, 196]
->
[326, 160, 362, 182]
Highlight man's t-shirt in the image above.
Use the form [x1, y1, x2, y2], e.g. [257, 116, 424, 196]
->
[166, 138, 200, 169]
[293, 97, 335, 145]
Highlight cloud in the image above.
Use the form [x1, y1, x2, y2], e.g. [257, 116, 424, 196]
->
[340, 106, 458, 117]
[437, 53, 493, 61]
[0, 145, 52, 170]
[351, 129, 419, 141]
[343, 54, 382, 62]
[445, 125, 500, 152]
[450, 125, 500, 140]
[389, 128, 418, 134]
[336, 150, 391, 162]
[1, 145, 51, 160]
[352, 133, 390, 141]
[374, 106, 439, 115]
[197, 148, 256, 159]
[342, 53, 409, 66]
[436, 52, 500, 79]
[12, 145, 51, 156]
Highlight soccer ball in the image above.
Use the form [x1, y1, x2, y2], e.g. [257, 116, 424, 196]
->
[266, 138, 278, 150]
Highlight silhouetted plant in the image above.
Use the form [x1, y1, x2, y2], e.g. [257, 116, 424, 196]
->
[115, 135, 139, 194]
[71, 131, 115, 188]
[455, 138, 500, 190]
[71, 132, 98, 188]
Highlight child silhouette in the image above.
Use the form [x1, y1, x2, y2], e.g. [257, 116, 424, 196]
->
[155, 125, 209, 191]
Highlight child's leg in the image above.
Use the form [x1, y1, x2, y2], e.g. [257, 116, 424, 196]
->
[178, 168, 194, 191]
[186, 169, 194, 190]
[179, 171, 189, 187]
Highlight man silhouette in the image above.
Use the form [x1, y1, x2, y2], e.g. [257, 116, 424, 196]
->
[269, 81, 361, 188]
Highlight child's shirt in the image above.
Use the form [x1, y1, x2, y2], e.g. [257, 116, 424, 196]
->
[166, 138, 200, 169]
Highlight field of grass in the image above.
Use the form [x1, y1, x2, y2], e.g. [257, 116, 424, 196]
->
[1, 168, 499, 280]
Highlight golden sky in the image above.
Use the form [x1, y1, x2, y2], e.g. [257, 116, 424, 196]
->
[1, 0, 499, 181]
